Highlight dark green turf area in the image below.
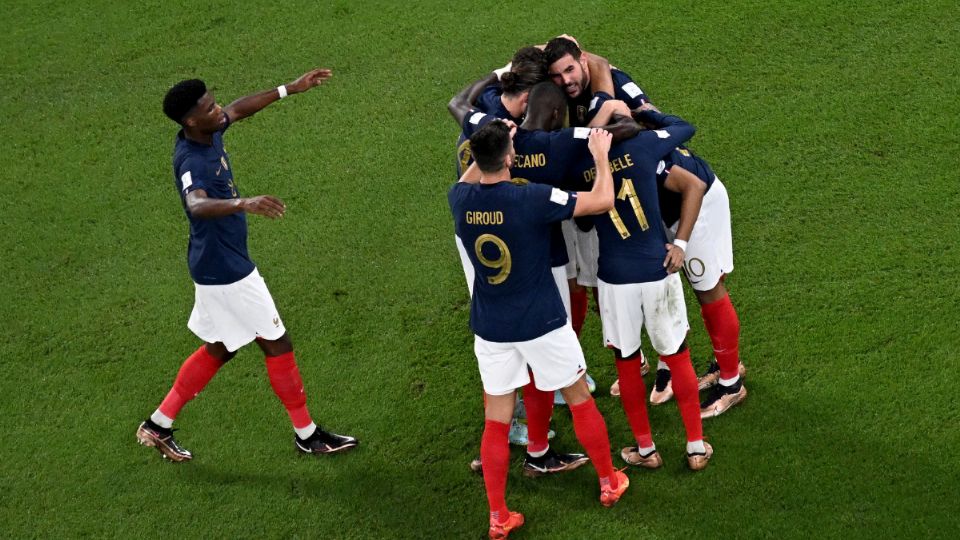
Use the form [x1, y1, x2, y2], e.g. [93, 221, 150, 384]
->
[2, 1, 958, 537]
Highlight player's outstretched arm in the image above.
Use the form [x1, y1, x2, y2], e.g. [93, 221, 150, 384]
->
[661, 165, 706, 273]
[574, 129, 615, 216]
[224, 68, 332, 123]
[448, 72, 498, 126]
[185, 189, 286, 219]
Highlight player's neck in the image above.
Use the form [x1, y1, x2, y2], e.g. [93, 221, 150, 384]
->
[183, 127, 214, 146]
[500, 94, 523, 118]
[480, 168, 511, 185]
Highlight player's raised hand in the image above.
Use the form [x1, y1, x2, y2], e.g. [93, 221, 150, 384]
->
[287, 68, 333, 94]
[588, 128, 612, 157]
[241, 195, 286, 219]
[663, 243, 684, 273]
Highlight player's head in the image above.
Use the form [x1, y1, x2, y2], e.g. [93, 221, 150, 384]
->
[511, 46, 547, 70]
[469, 121, 515, 173]
[524, 82, 568, 130]
[163, 79, 225, 131]
[544, 37, 589, 99]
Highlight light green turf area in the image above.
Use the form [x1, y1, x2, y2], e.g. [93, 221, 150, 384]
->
[2, 1, 958, 538]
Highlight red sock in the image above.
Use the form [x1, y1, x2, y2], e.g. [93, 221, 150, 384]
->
[569, 398, 617, 489]
[701, 293, 741, 380]
[265, 351, 313, 429]
[158, 345, 225, 419]
[661, 349, 703, 442]
[615, 352, 653, 447]
[481, 419, 511, 516]
[523, 374, 553, 454]
[570, 286, 588, 336]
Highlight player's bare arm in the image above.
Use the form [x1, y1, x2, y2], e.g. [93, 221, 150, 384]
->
[459, 161, 482, 184]
[585, 52, 615, 96]
[185, 189, 286, 219]
[573, 129, 614, 216]
[448, 72, 499, 125]
[662, 165, 706, 273]
[588, 99, 633, 128]
[224, 68, 332, 123]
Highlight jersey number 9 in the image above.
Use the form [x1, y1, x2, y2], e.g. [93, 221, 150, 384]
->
[474, 234, 512, 285]
[608, 178, 650, 239]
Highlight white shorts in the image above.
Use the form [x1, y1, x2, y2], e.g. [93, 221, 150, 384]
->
[560, 220, 600, 287]
[187, 268, 286, 352]
[667, 178, 734, 292]
[455, 235, 475, 296]
[474, 323, 587, 395]
[598, 273, 689, 357]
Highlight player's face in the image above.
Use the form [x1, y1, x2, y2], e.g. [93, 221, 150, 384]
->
[185, 92, 225, 132]
[548, 54, 589, 99]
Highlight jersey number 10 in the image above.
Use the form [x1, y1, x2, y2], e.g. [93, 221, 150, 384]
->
[474, 234, 512, 285]
[608, 178, 649, 239]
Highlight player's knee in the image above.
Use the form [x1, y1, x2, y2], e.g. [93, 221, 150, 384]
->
[204, 342, 235, 363]
[613, 347, 642, 362]
[694, 280, 727, 305]
[258, 333, 294, 356]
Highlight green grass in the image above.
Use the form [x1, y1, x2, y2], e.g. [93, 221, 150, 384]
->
[2, 0, 959, 537]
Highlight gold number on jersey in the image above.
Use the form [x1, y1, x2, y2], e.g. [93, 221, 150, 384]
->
[607, 178, 649, 239]
[474, 234, 512, 285]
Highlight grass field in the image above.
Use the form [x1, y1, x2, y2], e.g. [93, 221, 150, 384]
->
[2, 1, 959, 538]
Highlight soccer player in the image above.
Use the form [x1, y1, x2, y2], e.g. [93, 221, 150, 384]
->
[450, 122, 628, 538]
[459, 82, 640, 476]
[574, 104, 713, 471]
[449, 55, 561, 450]
[642, 140, 748, 416]
[544, 37, 651, 127]
[135, 70, 357, 462]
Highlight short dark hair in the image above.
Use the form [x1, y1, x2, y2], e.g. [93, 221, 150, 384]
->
[163, 79, 207, 124]
[544, 37, 582, 66]
[526, 81, 567, 116]
[469, 121, 512, 173]
[511, 46, 545, 66]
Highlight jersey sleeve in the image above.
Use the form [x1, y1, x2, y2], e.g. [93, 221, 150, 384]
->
[461, 110, 496, 138]
[175, 155, 212, 199]
[612, 69, 650, 109]
[526, 183, 577, 225]
[634, 111, 696, 158]
[474, 84, 503, 113]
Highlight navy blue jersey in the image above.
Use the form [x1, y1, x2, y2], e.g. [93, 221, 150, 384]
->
[172, 114, 255, 285]
[463, 111, 595, 267]
[569, 68, 650, 127]
[656, 146, 717, 228]
[448, 181, 577, 342]
[573, 110, 695, 284]
[456, 84, 521, 178]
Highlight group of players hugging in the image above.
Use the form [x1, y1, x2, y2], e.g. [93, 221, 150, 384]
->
[447, 36, 748, 538]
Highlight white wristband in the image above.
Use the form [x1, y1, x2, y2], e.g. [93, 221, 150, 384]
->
[277, 85, 288, 99]
[672, 239, 688, 251]
[493, 62, 512, 80]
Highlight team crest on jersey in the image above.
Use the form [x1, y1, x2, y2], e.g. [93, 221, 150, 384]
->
[678, 148, 691, 157]
[576, 105, 587, 124]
